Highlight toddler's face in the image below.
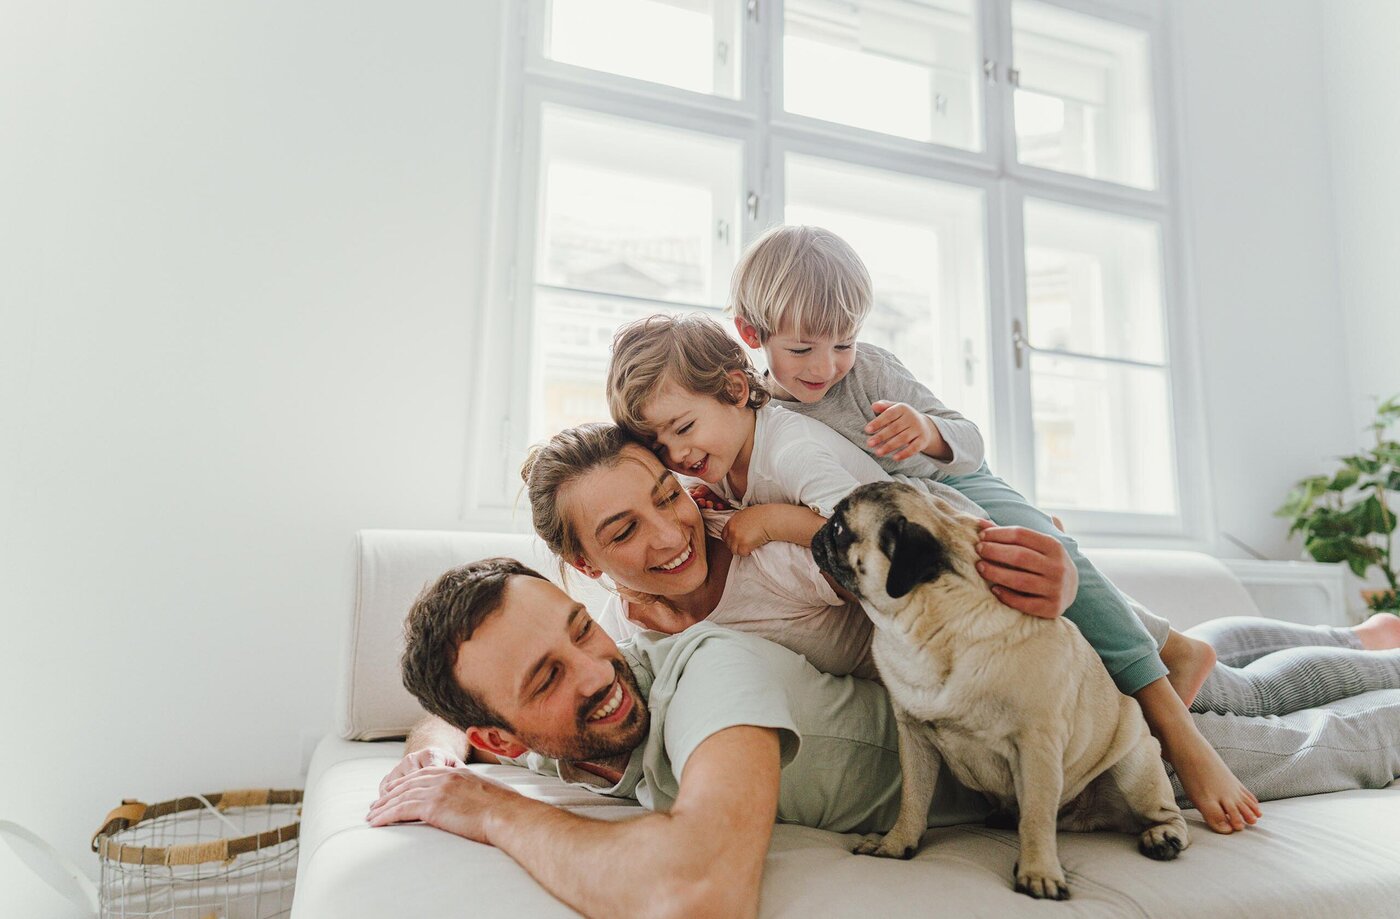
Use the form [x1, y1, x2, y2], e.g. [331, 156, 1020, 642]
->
[639, 379, 754, 486]
[761, 325, 857, 403]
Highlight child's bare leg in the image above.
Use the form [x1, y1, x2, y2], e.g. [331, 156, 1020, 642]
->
[1354, 612, 1400, 651]
[1135, 678, 1261, 834]
[1159, 630, 1216, 708]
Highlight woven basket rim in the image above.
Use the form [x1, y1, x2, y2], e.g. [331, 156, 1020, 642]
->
[92, 789, 303, 867]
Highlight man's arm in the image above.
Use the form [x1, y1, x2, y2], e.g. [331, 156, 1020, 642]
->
[369, 725, 781, 919]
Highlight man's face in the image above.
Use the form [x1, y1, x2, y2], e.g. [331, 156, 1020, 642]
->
[455, 576, 649, 763]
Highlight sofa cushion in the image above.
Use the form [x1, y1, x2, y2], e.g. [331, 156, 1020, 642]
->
[295, 735, 1400, 919]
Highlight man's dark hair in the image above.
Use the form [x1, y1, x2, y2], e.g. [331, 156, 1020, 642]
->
[400, 557, 549, 734]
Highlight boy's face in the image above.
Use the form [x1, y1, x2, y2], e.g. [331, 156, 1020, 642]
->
[753, 322, 857, 404]
[639, 378, 755, 487]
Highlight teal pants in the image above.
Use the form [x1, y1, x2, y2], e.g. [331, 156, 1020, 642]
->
[942, 464, 1168, 695]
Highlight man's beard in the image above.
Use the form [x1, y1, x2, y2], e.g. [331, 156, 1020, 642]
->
[519, 658, 650, 764]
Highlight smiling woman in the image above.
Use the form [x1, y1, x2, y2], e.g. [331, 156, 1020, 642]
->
[520, 422, 883, 677]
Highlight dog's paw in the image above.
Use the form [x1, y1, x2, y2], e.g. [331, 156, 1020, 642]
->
[1013, 861, 1070, 900]
[852, 832, 919, 860]
[1138, 820, 1189, 861]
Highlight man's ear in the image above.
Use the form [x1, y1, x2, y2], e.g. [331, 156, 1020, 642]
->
[879, 515, 949, 599]
[466, 726, 528, 760]
[734, 317, 764, 349]
[571, 556, 604, 580]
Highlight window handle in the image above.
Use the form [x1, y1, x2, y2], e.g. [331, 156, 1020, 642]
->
[747, 0, 760, 23]
[1008, 67, 1021, 88]
[983, 59, 998, 86]
[746, 191, 760, 221]
[1012, 319, 1027, 369]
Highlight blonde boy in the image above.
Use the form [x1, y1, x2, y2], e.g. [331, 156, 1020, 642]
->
[725, 224, 1260, 835]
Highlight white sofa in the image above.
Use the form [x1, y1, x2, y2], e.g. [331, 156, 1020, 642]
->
[292, 530, 1400, 918]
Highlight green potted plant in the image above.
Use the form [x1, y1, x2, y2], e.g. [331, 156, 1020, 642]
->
[1276, 395, 1400, 613]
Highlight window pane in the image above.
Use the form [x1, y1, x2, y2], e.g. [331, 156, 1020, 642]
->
[537, 106, 742, 307]
[546, 0, 741, 98]
[1023, 200, 1164, 364]
[1012, 1, 1156, 189]
[1030, 354, 1176, 515]
[784, 155, 991, 445]
[784, 0, 981, 150]
[531, 106, 741, 441]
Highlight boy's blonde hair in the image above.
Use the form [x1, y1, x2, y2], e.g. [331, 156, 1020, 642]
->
[729, 225, 872, 341]
[607, 313, 770, 439]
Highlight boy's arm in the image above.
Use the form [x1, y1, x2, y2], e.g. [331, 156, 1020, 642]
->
[369, 725, 781, 919]
[860, 346, 984, 473]
[723, 504, 826, 555]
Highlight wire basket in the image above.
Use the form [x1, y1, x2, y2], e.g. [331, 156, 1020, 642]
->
[91, 789, 302, 919]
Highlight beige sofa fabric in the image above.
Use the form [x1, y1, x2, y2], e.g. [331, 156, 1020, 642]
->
[295, 736, 1400, 919]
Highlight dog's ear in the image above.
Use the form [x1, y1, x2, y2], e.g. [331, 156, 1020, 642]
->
[880, 515, 949, 599]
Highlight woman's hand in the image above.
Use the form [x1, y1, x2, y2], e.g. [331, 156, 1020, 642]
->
[973, 521, 1078, 619]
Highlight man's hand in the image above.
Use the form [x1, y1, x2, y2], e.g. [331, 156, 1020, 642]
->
[367, 764, 519, 844]
[974, 521, 1078, 619]
[722, 506, 777, 556]
[378, 746, 465, 796]
[866, 401, 951, 462]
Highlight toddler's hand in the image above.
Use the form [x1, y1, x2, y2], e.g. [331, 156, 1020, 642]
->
[687, 484, 730, 511]
[866, 401, 948, 462]
[722, 507, 774, 557]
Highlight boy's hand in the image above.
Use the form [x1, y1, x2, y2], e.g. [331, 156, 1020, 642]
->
[722, 506, 777, 557]
[974, 520, 1078, 619]
[688, 484, 730, 511]
[867, 401, 952, 462]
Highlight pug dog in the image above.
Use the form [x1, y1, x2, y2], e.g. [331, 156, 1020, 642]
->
[811, 481, 1188, 900]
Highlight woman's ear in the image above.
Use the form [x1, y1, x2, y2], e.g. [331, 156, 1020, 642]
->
[571, 556, 604, 579]
[466, 726, 527, 760]
[734, 317, 764, 349]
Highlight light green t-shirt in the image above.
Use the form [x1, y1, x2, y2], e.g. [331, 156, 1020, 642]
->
[524, 623, 989, 835]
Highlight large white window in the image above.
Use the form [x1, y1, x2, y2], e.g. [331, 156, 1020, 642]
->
[473, 0, 1208, 543]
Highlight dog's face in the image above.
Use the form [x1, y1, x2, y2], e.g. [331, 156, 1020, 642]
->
[812, 482, 983, 619]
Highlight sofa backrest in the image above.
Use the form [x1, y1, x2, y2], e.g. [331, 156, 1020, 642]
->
[338, 531, 1262, 741]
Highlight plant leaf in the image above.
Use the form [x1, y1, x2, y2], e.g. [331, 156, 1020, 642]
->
[1329, 466, 1361, 491]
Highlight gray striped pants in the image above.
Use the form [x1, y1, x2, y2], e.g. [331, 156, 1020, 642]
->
[1132, 607, 1400, 717]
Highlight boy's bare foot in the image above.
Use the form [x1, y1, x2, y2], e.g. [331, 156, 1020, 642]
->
[1134, 677, 1261, 835]
[1353, 612, 1400, 650]
[1160, 631, 1216, 708]
[1161, 725, 1262, 834]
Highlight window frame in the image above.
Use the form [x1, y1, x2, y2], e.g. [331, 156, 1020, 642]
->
[466, 0, 1215, 548]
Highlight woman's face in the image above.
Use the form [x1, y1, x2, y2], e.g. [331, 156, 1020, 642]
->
[559, 444, 710, 599]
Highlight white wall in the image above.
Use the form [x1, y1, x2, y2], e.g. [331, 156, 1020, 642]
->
[0, 2, 503, 914]
[0, 1, 1383, 915]
[1321, 2, 1400, 437]
[1173, 0, 1356, 560]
